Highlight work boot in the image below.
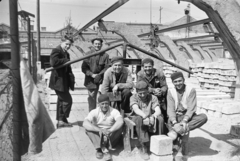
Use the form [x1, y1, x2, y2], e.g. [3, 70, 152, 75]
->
[95, 148, 103, 159]
[140, 144, 149, 160]
[103, 152, 112, 161]
[167, 130, 178, 141]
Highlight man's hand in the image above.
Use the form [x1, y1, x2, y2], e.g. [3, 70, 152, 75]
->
[180, 120, 188, 133]
[173, 123, 184, 135]
[143, 117, 150, 125]
[100, 128, 108, 136]
[153, 88, 162, 96]
[112, 85, 118, 96]
[91, 74, 97, 78]
[149, 116, 155, 125]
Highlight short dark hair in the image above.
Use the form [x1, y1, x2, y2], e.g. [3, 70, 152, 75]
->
[91, 38, 103, 44]
[142, 58, 154, 66]
[61, 35, 74, 43]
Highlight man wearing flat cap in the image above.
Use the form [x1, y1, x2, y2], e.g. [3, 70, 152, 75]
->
[101, 56, 134, 115]
[167, 71, 208, 156]
[83, 94, 123, 161]
[137, 58, 168, 122]
[82, 37, 110, 112]
[129, 80, 164, 160]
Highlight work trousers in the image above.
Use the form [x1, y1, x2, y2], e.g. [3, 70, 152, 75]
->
[55, 90, 72, 121]
[85, 128, 122, 149]
[168, 113, 208, 155]
[87, 85, 99, 112]
[131, 115, 165, 144]
[113, 89, 132, 113]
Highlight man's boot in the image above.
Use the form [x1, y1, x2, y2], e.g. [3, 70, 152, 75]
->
[140, 143, 149, 160]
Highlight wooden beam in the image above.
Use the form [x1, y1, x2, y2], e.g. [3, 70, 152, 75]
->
[173, 34, 218, 42]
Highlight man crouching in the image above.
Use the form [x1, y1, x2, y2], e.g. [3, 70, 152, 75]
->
[83, 94, 123, 161]
[130, 80, 165, 160]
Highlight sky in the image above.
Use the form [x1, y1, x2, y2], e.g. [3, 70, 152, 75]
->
[0, 0, 208, 31]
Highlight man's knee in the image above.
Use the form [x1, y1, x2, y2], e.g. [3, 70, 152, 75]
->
[199, 113, 208, 124]
[156, 115, 164, 123]
[132, 116, 143, 125]
[122, 89, 132, 97]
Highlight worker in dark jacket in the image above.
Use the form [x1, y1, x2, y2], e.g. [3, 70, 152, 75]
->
[49, 35, 74, 128]
[82, 38, 110, 112]
[137, 58, 168, 122]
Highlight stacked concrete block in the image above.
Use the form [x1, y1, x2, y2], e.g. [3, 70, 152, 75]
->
[163, 59, 177, 78]
[150, 135, 173, 161]
[191, 59, 236, 98]
[230, 125, 240, 136]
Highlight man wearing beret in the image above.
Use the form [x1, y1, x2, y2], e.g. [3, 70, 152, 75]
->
[83, 94, 123, 161]
[137, 58, 168, 122]
[129, 80, 164, 160]
[82, 38, 110, 112]
[101, 56, 134, 115]
[167, 71, 208, 156]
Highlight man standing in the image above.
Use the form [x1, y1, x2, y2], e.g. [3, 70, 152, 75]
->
[167, 71, 208, 156]
[83, 94, 123, 161]
[101, 56, 133, 115]
[130, 80, 164, 160]
[137, 58, 168, 122]
[49, 35, 74, 128]
[82, 38, 110, 112]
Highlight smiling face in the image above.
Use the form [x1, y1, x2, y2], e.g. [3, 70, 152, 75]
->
[112, 61, 123, 73]
[93, 40, 102, 51]
[172, 77, 185, 90]
[99, 101, 110, 113]
[143, 62, 153, 76]
[61, 40, 72, 51]
[137, 88, 149, 100]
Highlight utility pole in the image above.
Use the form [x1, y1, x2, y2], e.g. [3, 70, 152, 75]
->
[36, 0, 41, 61]
[9, 0, 21, 160]
[159, 6, 163, 24]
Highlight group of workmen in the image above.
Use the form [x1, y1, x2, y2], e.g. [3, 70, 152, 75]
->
[49, 35, 208, 161]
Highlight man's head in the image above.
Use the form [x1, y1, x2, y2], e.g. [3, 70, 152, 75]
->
[91, 38, 103, 51]
[171, 71, 185, 90]
[142, 58, 154, 76]
[98, 94, 110, 113]
[61, 35, 74, 51]
[111, 56, 124, 73]
[135, 80, 149, 100]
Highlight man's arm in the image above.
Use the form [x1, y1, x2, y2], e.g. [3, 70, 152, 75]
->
[117, 68, 134, 89]
[81, 60, 93, 76]
[83, 119, 101, 132]
[132, 104, 147, 119]
[100, 68, 110, 94]
[50, 50, 69, 67]
[97, 54, 110, 76]
[167, 91, 177, 124]
[158, 71, 168, 95]
[108, 117, 124, 133]
[153, 106, 161, 117]
[183, 88, 197, 122]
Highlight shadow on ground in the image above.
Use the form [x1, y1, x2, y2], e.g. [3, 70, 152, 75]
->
[188, 137, 218, 157]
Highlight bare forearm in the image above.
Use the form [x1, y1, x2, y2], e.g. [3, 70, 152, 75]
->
[109, 119, 123, 133]
[153, 106, 161, 117]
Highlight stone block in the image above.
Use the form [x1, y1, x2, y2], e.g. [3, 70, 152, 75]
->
[230, 125, 240, 137]
[150, 135, 172, 155]
[150, 153, 173, 161]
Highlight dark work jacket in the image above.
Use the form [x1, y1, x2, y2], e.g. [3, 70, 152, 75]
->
[81, 49, 110, 90]
[137, 68, 168, 110]
[49, 45, 73, 92]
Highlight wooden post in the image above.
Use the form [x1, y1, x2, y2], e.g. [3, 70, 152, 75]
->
[123, 43, 127, 58]
[9, 0, 21, 160]
[36, 0, 41, 61]
[27, 17, 32, 74]
[31, 34, 37, 83]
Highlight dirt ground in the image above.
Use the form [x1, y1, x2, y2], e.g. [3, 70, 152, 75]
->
[21, 100, 240, 161]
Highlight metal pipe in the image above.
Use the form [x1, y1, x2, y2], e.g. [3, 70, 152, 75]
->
[9, 0, 21, 159]
[173, 34, 217, 42]
[46, 43, 123, 72]
[127, 43, 193, 74]
[73, 0, 129, 37]
[188, 41, 220, 46]
[138, 18, 211, 37]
